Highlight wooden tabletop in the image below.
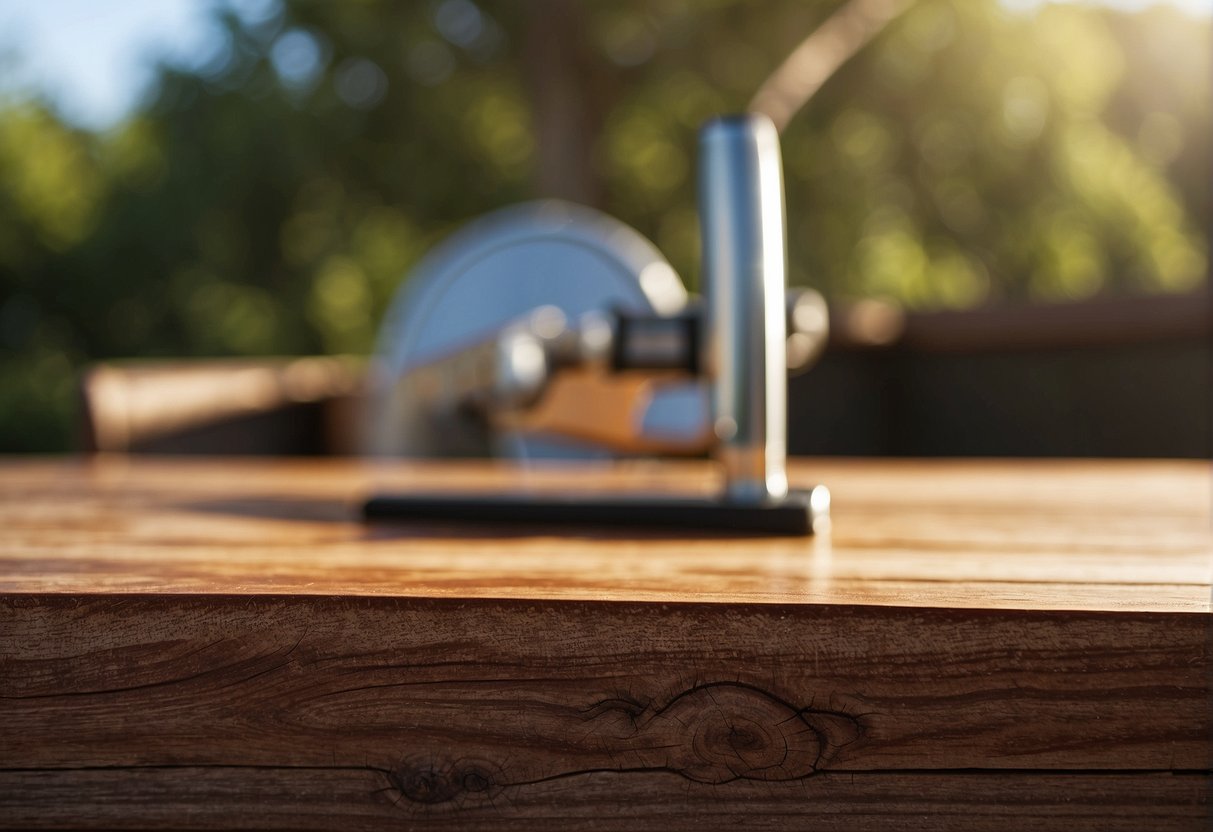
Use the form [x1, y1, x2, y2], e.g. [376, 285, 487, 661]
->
[1, 457, 1210, 830]
[1, 456, 1208, 611]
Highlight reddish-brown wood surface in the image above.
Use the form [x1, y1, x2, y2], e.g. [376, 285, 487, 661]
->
[0, 457, 1208, 609]
[0, 457, 1209, 829]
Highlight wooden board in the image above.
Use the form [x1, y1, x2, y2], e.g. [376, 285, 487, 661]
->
[0, 458, 1209, 829]
[0, 457, 1208, 610]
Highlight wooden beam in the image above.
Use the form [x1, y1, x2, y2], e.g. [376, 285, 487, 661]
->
[2, 768, 1206, 830]
[2, 595, 1208, 827]
[0, 458, 1208, 827]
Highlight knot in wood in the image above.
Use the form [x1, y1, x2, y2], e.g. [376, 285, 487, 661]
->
[396, 767, 459, 805]
[651, 683, 824, 784]
[389, 758, 498, 806]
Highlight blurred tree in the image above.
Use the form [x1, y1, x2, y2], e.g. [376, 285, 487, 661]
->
[0, 104, 106, 450]
[0, 0, 1206, 450]
[1099, 5, 1210, 239]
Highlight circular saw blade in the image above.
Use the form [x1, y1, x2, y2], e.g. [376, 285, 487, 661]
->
[366, 200, 688, 457]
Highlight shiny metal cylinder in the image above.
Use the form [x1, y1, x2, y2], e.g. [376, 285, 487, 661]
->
[698, 114, 789, 502]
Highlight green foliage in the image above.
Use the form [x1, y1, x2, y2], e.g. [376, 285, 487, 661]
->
[779, 1, 1207, 304]
[0, 0, 1207, 450]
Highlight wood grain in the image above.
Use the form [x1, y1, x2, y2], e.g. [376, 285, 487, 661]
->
[2, 769, 1206, 831]
[0, 457, 1208, 610]
[1, 596, 1209, 828]
[0, 458, 1209, 828]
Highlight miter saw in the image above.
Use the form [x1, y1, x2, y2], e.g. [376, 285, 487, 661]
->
[363, 114, 830, 534]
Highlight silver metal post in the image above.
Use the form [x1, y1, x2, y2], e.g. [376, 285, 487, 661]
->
[699, 114, 789, 503]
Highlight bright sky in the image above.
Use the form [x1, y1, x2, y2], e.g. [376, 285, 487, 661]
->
[0, 0, 279, 129]
[0, 0, 1208, 131]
